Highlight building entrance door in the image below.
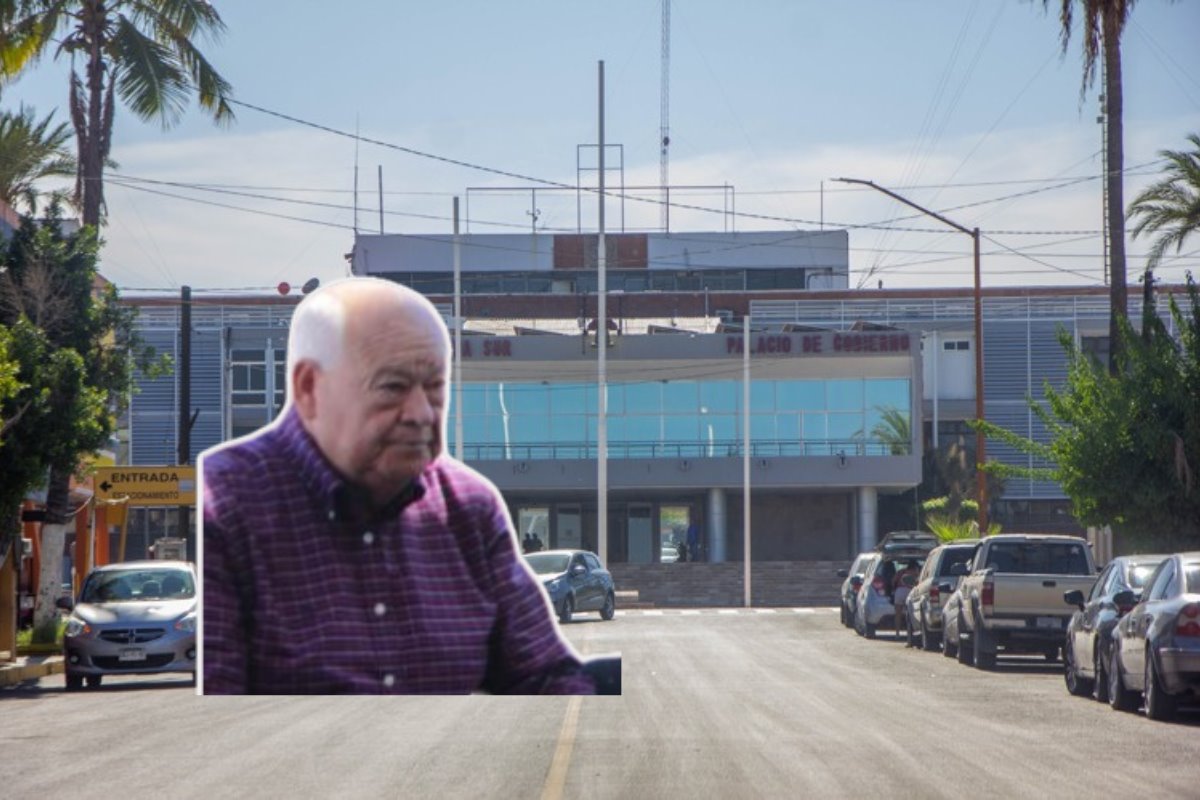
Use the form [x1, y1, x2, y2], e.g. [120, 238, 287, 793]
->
[556, 505, 582, 550]
[627, 504, 653, 564]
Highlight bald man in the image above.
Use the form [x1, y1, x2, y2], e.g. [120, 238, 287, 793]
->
[200, 278, 595, 694]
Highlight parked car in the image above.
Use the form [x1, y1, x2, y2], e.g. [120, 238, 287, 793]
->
[524, 549, 616, 623]
[904, 540, 979, 651]
[853, 547, 930, 639]
[58, 561, 197, 690]
[1108, 552, 1200, 720]
[950, 534, 1098, 670]
[837, 552, 874, 629]
[1062, 554, 1166, 701]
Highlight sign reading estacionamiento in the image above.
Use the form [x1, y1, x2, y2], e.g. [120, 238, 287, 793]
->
[95, 466, 196, 506]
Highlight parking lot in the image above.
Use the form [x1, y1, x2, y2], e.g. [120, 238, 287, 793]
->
[3, 609, 1197, 799]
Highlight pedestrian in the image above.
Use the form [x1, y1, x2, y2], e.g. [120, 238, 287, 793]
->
[530, 532, 544, 553]
[201, 277, 598, 694]
[522, 532, 534, 554]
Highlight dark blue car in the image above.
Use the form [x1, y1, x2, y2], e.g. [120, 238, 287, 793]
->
[524, 549, 616, 623]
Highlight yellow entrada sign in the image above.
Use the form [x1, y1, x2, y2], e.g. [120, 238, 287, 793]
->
[95, 466, 196, 506]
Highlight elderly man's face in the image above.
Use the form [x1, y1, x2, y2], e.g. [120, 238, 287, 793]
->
[308, 299, 447, 502]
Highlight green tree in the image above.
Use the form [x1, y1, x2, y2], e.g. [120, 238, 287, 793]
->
[0, 210, 144, 639]
[1040, 0, 1145, 373]
[1128, 133, 1200, 275]
[976, 277, 1200, 549]
[0, 0, 234, 226]
[0, 104, 75, 214]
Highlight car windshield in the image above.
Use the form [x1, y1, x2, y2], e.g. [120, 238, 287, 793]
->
[525, 553, 571, 575]
[80, 568, 194, 603]
[1126, 563, 1161, 590]
[985, 542, 1091, 575]
[937, 548, 974, 577]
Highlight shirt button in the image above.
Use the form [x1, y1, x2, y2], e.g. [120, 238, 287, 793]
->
[362, 531, 375, 545]
[374, 602, 387, 617]
[383, 674, 395, 688]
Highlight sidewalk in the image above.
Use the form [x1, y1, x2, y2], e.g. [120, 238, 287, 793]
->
[0, 652, 65, 687]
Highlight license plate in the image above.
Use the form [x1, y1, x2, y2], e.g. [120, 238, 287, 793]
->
[1035, 617, 1061, 629]
[118, 647, 146, 662]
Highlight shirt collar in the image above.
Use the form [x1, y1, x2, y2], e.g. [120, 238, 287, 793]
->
[277, 406, 427, 526]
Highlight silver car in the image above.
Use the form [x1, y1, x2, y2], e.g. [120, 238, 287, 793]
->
[60, 561, 197, 690]
[904, 540, 978, 651]
[1108, 552, 1200, 721]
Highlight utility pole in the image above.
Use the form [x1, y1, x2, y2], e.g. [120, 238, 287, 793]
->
[834, 178, 989, 533]
[178, 285, 192, 546]
[597, 60, 609, 564]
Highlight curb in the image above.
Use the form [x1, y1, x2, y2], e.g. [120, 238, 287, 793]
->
[0, 655, 65, 687]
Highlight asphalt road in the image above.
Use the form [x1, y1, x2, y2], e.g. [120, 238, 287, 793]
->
[3, 609, 1197, 799]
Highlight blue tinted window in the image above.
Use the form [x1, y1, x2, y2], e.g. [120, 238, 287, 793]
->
[625, 382, 662, 415]
[700, 381, 737, 413]
[663, 380, 699, 410]
[750, 382, 774, 413]
[777, 380, 825, 411]
[827, 380, 863, 411]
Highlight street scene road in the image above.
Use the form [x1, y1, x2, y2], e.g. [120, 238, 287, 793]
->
[4, 609, 1196, 799]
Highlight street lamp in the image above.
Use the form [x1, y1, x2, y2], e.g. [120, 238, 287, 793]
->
[833, 177, 988, 533]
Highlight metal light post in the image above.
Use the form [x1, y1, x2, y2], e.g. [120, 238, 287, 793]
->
[834, 178, 988, 532]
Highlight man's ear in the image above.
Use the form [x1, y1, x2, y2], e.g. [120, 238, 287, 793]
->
[291, 361, 320, 421]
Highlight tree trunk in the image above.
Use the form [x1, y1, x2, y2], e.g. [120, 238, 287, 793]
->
[79, 0, 107, 229]
[31, 462, 73, 642]
[1103, 10, 1127, 374]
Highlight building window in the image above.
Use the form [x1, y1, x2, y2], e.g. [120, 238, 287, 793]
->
[1081, 334, 1109, 366]
[943, 340, 970, 351]
[230, 348, 285, 409]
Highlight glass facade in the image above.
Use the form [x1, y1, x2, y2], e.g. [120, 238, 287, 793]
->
[384, 267, 811, 296]
[447, 377, 910, 460]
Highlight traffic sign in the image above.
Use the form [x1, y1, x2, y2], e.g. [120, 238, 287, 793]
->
[95, 466, 196, 506]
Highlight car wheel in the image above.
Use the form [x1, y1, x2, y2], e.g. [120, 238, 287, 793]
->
[1092, 644, 1110, 704]
[1144, 650, 1177, 722]
[957, 616, 975, 666]
[973, 620, 996, 671]
[1108, 647, 1138, 712]
[65, 674, 83, 692]
[920, 615, 937, 652]
[85, 675, 102, 689]
[942, 620, 958, 659]
[558, 594, 574, 624]
[600, 591, 616, 621]
[1064, 640, 1094, 697]
[864, 620, 877, 639]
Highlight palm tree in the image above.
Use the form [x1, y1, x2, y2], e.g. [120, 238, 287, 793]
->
[0, 0, 235, 227]
[1042, 0, 1138, 374]
[869, 405, 911, 455]
[1128, 133, 1200, 272]
[0, 104, 76, 214]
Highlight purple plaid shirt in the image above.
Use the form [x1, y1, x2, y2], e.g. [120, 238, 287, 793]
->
[201, 407, 592, 694]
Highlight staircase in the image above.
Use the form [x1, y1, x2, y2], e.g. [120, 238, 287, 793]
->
[609, 560, 843, 608]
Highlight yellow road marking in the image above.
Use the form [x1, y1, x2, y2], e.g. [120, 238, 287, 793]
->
[540, 695, 583, 800]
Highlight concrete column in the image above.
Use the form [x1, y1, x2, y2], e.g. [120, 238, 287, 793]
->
[857, 486, 878, 553]
[707, 487, 727, 563]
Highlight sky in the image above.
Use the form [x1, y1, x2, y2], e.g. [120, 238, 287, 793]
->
[2, 0, 1199, 296]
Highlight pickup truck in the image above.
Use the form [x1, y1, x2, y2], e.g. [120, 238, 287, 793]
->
[948, 534, 1098, 671]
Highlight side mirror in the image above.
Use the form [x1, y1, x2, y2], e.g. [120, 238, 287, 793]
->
[836, 569, 849, 578]
[570, 564, 587, 577]
[937, 582, 953, 594]
[950, 562, 968, 577]
[849, 575, 864, 590]
[1063, 589, 1085, 610]
[55, 596, 74, 612]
